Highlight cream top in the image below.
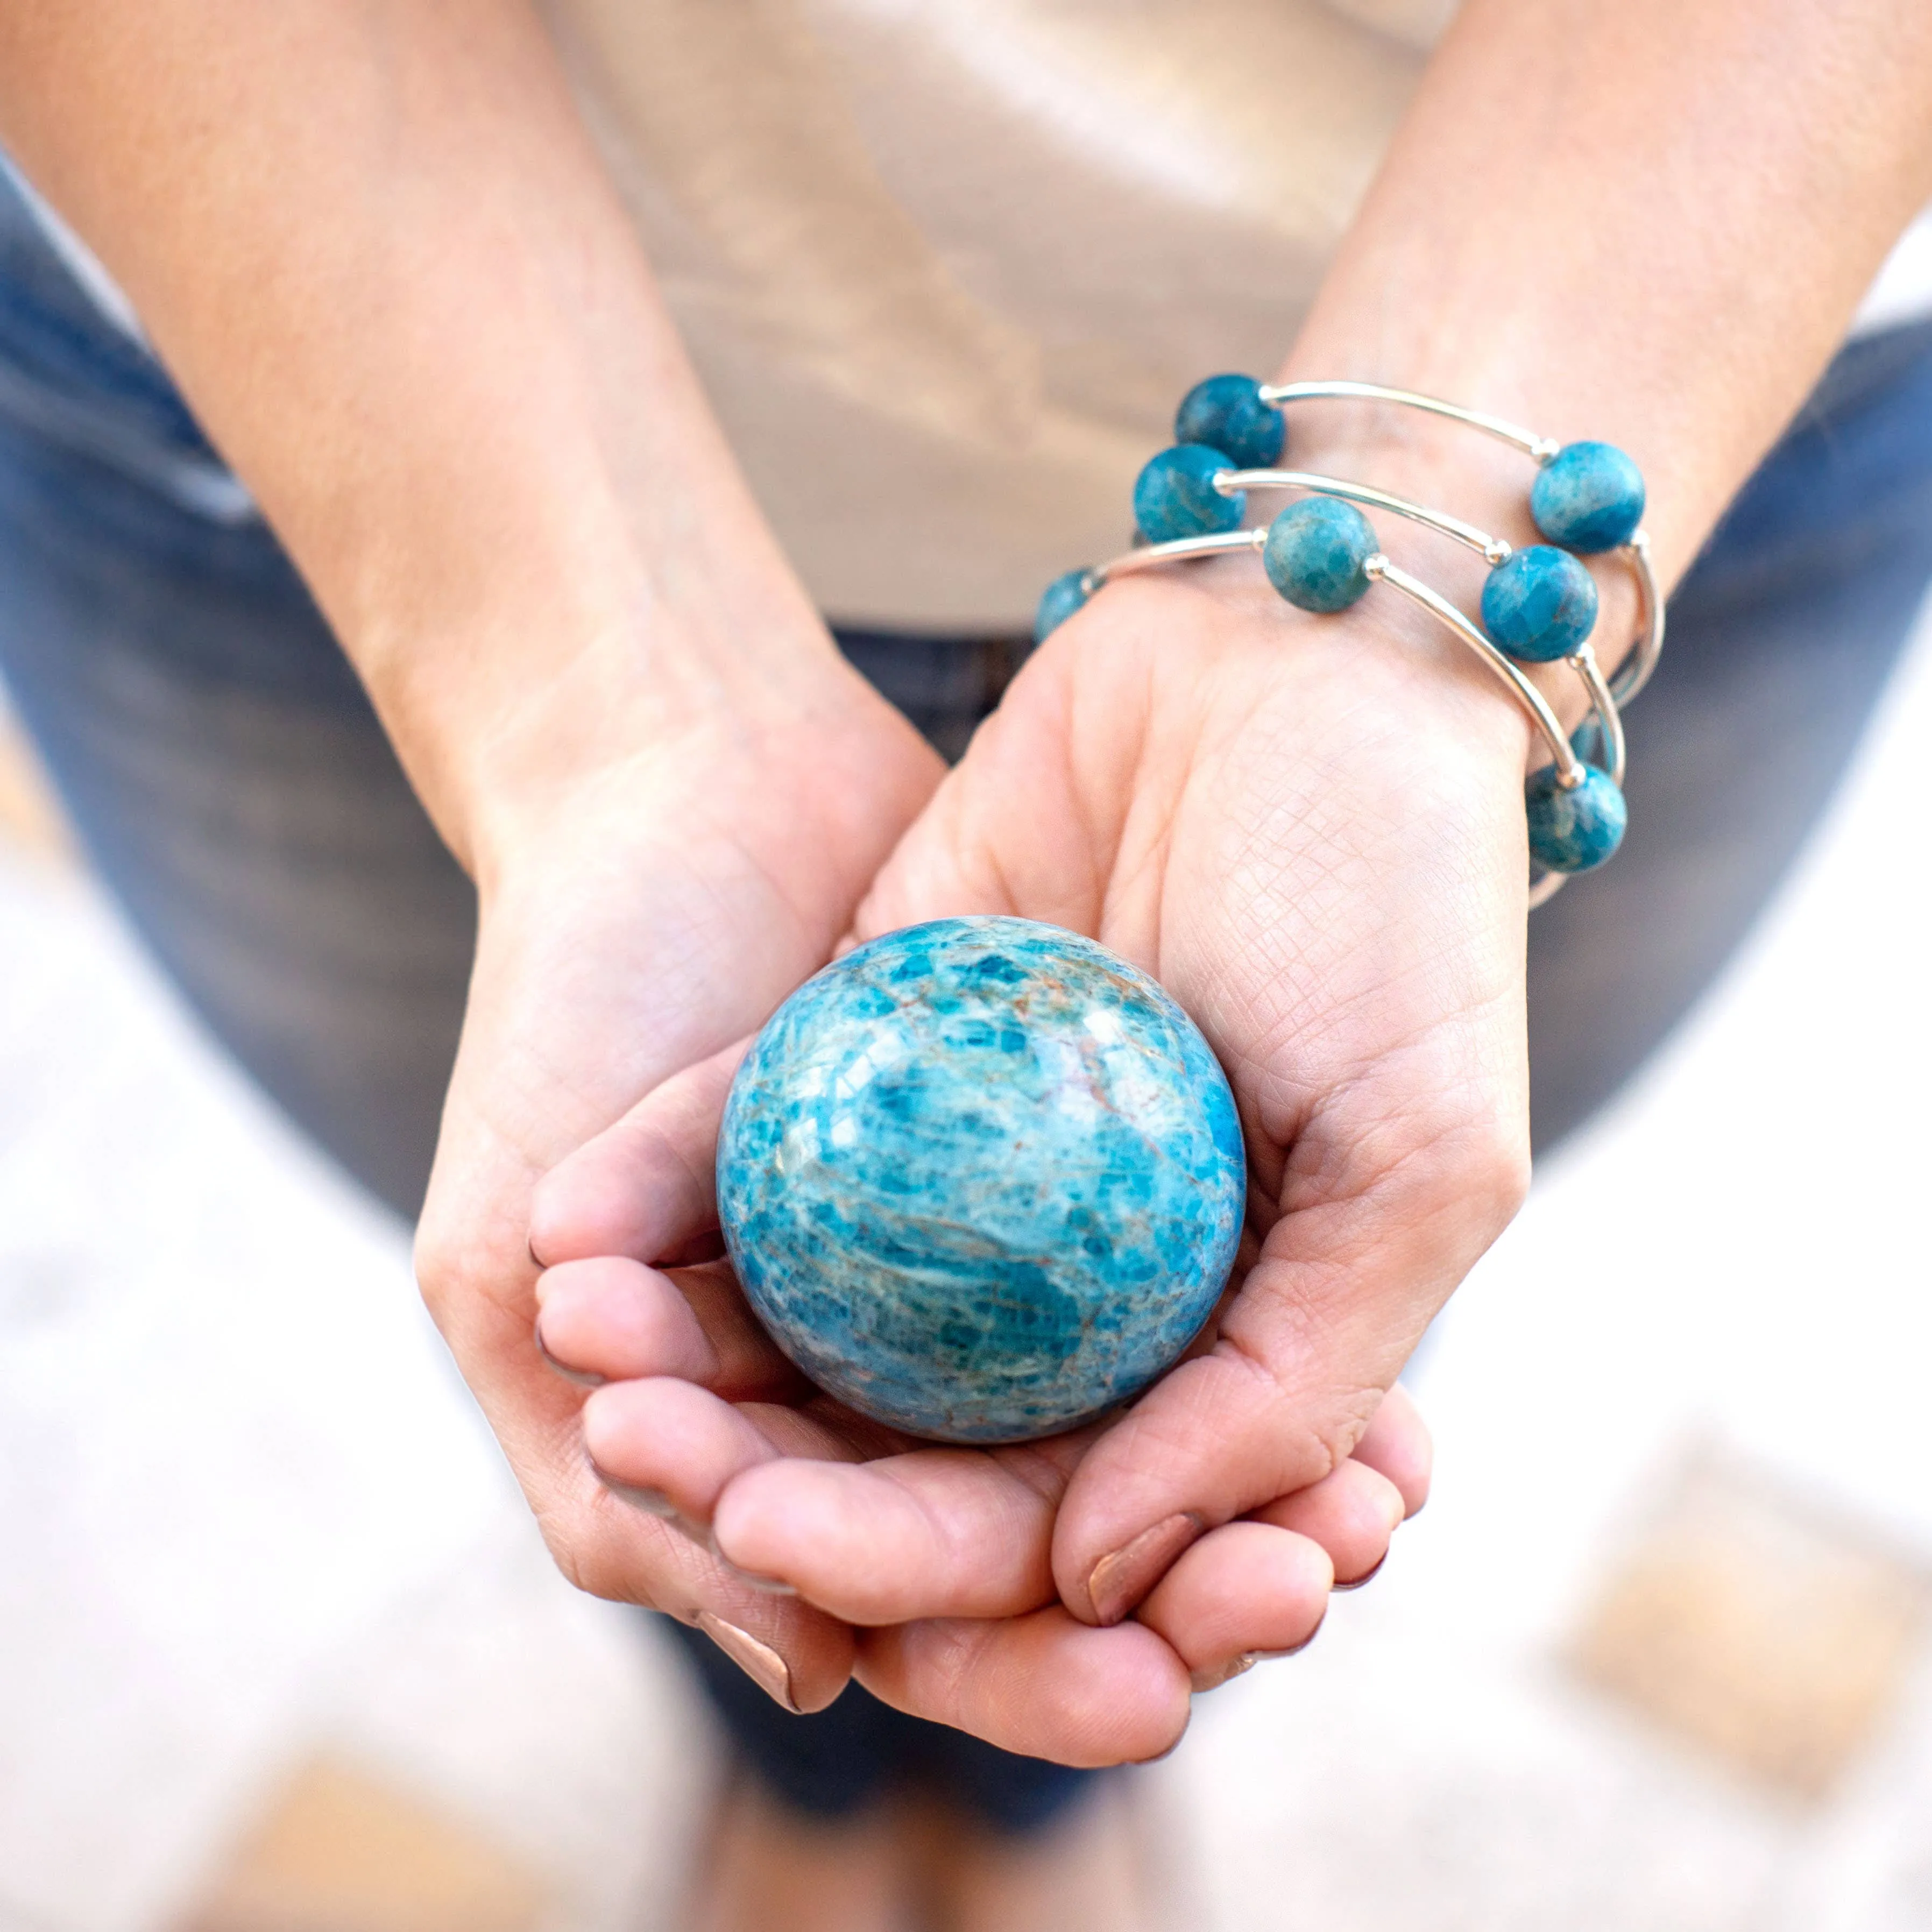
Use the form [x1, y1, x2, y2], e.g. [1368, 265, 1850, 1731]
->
[544, 0, 1457, 628]
[30, 3, 1932, 631]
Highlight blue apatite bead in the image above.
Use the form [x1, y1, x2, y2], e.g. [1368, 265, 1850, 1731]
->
[1480, 544, 1600, 661]
[1525, 763, 1627, 872]
[1133, 443, 1244, 543]
[1174, 373, 1285, 470]
[1035, 568, 1094, 643]
[716, 916, 1245, 1445]
[1262, 496, 1376, 612]
[1570, 712, 1612, 772]
[1531, 441, 1646, 553]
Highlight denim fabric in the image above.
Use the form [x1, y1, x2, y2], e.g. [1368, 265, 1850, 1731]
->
[666, 1612, 1096, 1830]
[1525, 318, 1932, 1145]
[0, 155, 1928, 1826]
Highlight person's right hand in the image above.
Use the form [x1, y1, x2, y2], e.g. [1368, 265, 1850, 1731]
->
[419, 593, 1428, 1768]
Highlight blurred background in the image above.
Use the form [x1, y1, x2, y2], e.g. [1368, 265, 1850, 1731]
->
[1, 587, 1930, 1932]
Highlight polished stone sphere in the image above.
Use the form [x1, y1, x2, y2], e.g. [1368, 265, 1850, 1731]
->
[716, 917, 1246, 1443]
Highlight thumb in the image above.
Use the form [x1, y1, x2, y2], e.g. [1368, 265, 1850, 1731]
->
[528, 1038, 747, 1268]
[1052, 1070, 1528, 1624]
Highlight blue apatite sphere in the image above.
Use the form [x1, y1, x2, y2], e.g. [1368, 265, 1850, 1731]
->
[1133, 443, 1244, 543]
[1526, 763, 1627, 873]
[716, 917, 1246, 1444]
[1480, 544, 1600, 661]
[1531, 441, 1646, 553]
[1035, 568, 1094, 643]
[1174, 373, 1285, 470]
[1263, 496, 1376, 612]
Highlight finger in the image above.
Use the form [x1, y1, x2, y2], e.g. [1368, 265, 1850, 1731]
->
[532, 1255, 802, 1399]
[580, 1376, 864, 1532]
[567, 1460, 858, 1713]
[452, 1316, 861, 1710]
[1348, 1380, 1433, 1519]
[1053, 1075, 1526, 1624]
[1248, 1457, 1405, 1589]
[855, 1607, 1191, 1767]
[533, 1257, 716, 1385]
[1135, 1520, 1332, 1690]
[711, 1433, 1092, 1625]
[529, 1041, 746, 1267]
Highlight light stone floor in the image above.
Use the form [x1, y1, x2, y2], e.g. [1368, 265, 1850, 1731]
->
[2, 602, 1930, 1932]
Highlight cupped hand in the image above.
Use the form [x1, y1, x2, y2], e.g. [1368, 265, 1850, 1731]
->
[411, 643, 943, 1718]
[417, 624, 1398, 1766]
[530, 794, 1435, 1760]
[526, 1227, 1427, 1742]
[841, 562, 1528, 1635]
[588, 558, 1522, 1680]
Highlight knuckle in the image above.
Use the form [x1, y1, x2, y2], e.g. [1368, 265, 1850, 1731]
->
[1389, 1087, 1530, 1238]
[1448, 1109, 1532, 1227]
[532, 1496, 671, 1610]
[410, 1215, 470, 1322]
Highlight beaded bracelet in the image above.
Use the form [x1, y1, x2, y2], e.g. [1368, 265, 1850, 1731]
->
[1034, 376, 1662, 903]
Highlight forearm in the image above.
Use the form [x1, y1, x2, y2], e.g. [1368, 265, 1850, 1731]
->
[0, 0, 836, 873]
[1281, 0, 1932, 595]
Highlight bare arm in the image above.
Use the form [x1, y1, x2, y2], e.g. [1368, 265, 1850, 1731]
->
[1284, 0, 1932, 590]
[671, 0, 1932, 1684]
[0, 0, 846, 871]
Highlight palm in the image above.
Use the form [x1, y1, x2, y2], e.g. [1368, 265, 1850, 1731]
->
[415, 673, 944, 1709]
[851, 563, 1531, 1621]
[521, 585, 1440, 1757]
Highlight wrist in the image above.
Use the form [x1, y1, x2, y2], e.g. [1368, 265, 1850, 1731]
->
[450, 614, 942, 914]
[1245, 390, 1644, 749]
[349, 527, 872, 886]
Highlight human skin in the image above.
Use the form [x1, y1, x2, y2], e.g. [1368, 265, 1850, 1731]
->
[0, 0, 1415, 1758]
[4, 0, 1929, 1758]
[530, 0, 1932, 1721]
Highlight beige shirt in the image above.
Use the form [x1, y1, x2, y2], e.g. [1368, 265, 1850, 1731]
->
[545, 1, 1456, 629]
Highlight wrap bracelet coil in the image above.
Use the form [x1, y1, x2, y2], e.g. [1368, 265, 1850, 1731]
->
[1034, 375, 1664, 904]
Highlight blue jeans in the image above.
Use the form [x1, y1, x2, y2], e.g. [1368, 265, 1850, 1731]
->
[1, 161, 1929, 1825]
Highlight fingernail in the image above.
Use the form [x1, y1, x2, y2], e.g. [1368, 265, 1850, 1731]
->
[1333, 1553, 1386, 1594]
[1190, 1616, 1328, 1694]
[1086, 1512, 1204, 1625]
[708, 1530, 799, 1597]
[591, 1464, 705, 1545]
[535, 1320, 605, 1388]
[1190, 1651, 1262, 1694]
[696, 1611, 800, 1712]
[1270, 1610, 1326, 1659]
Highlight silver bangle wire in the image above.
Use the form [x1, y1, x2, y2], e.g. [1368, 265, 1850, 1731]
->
[1219, 467, 1513, 565]
[1212, 465, 1623, 781]
[1087, 524, 1587, 785]
[1198, 463, 1623, 788]
[1362, 556, 1585, 785]
[1526, 869, 1570, 910]
[1254, 379, 1664, 705]
[1258, 380, 1561, 462]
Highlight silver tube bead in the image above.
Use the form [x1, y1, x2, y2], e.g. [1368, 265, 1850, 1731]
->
[1364, 557, 1586, 785]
